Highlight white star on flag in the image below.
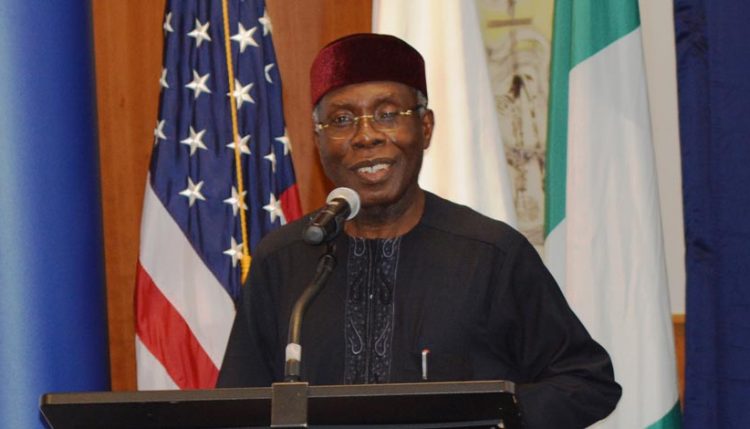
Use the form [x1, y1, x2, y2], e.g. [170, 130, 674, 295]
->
[263, 193, 286, 224]
[223, 237, 244, 268]
[153, 119, 167, 145]
[275, 129, 292, 155]
[223, 186, 248, 216]
[258, 9, 273, 36]
[179, 177, 206, 207]
[228, 79, 254, 109]
[226, 134, 251, 155]
[187, 18, 212, 47]
[230, 23, 258, 53]
[181, 126, 208, 155]
[163, 12, 173, 34]
[264, 64, 275, 84]
[185, 70, 211, 99]
[264, 151, 277, 173]
[160, 68, 169, 89]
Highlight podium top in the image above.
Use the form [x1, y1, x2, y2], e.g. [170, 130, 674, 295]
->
[41, 380, 519, 428]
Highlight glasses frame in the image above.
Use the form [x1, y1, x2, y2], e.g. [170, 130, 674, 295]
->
[315, 105, 425, 139]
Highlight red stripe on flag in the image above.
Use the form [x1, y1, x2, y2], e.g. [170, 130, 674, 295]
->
[280, 183, 303, 222]
[135, 262, 219, 389]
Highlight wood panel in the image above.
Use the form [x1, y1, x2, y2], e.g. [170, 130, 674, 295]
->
[673, 314, 685, 407]
[92, 0, 372, 390]
[92, 0, 166, 391]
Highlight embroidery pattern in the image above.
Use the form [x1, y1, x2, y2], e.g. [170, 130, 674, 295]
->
[343, 237, 401, 383]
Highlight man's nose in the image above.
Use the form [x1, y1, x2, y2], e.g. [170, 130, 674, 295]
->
[350, 116, 385, 148]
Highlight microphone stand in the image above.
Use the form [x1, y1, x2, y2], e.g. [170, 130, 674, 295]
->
[284, 242, 337, 382]
[272, 242, 336, 427]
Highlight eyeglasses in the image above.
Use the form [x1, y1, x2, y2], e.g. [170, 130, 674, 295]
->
[315, 105, 425, 139]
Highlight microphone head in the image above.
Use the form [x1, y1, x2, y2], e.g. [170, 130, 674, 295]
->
[326, 187, 360, 220]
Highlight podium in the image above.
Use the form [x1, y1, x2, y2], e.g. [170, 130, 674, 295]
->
[40, 380, 520, 428]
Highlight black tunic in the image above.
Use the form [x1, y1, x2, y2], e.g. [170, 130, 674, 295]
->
[217, 192, 621, 428]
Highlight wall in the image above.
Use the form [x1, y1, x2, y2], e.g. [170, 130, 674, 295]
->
[640, 0, 686, 316]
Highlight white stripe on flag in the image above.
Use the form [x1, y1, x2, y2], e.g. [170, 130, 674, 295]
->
[373, 0, 517, 225]
[564, 29, 679, 428]
[543, 218, 566, 293]
[139, 181, 236, 369]
[135, 336, 180, 390]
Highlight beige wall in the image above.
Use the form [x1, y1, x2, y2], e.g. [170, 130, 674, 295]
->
[640, 0, 686, 315]
[641, 0, 686, 400]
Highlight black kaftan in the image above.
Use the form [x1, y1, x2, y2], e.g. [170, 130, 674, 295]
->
[217, 192, 621, 428]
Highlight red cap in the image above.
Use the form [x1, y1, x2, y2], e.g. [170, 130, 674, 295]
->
[310, 33, 427, 106]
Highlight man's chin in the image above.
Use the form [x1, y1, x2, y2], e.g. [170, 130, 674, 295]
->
[357, 186, 421, 212]
[356, 189, 398, 209]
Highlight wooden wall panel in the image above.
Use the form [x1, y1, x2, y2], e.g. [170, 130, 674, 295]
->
[673, 315, 685, 406]
[93, 0, 372, 390]
[92, 0, 166, 391]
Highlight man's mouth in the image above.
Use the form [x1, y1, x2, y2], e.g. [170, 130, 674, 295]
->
[350, 159, 395, 183]
[356, 163, 390, 174]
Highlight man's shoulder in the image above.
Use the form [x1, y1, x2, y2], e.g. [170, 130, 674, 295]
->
[421, 192, 525, 251]
[253, 214, 311, 260]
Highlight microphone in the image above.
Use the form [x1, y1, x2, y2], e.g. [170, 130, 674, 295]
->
[302, 187, 360, 245]
[285, 251, 336, 382]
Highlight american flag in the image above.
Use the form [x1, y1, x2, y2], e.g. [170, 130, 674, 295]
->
[135, 0, 302, 390]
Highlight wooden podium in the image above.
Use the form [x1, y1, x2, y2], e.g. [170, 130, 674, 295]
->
[40, 380, 520, 428]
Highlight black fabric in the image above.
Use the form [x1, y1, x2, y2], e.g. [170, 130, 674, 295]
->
[217, 192, 621, 428]
[344, 237, 400, 384]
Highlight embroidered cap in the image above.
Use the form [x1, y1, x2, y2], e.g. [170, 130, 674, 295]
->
[310, 33, 427, 106]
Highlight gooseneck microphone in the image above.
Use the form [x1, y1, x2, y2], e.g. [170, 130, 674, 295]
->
[285, 188, 360, 382]
[284, 250, 336, 382]
[302, 187, 360, 245]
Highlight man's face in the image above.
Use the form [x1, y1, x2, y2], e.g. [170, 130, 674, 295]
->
[314, 81, 434, 209]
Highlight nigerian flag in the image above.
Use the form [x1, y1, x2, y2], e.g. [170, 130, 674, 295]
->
[545, 1, 681, 428]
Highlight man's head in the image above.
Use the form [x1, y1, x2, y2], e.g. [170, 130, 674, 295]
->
[310, 34, 434, 212]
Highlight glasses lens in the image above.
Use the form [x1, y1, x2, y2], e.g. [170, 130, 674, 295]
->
[373, 110, 401, 129]
[322, 114, 353, 138]
[321, 107, 416, 138]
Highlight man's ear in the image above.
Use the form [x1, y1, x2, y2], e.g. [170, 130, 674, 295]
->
[421, 109, 435, 150]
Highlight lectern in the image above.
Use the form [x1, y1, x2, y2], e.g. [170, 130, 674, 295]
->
[41, 380, 520, 428]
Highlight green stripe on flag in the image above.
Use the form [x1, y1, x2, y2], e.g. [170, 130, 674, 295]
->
[646, 402, 682, 429]
[570, 1, 640, 68]
[545, 0, 571, 235]
[545, 0, 641, 236]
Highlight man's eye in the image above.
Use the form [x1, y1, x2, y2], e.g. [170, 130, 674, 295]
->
[376, 111, 398, 123]
[330, 115, 354, 127]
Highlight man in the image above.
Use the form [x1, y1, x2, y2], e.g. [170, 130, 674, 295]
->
[218, 33, 621, 428]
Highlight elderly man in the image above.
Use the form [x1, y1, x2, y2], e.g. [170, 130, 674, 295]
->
[217, 33, 621, 428]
